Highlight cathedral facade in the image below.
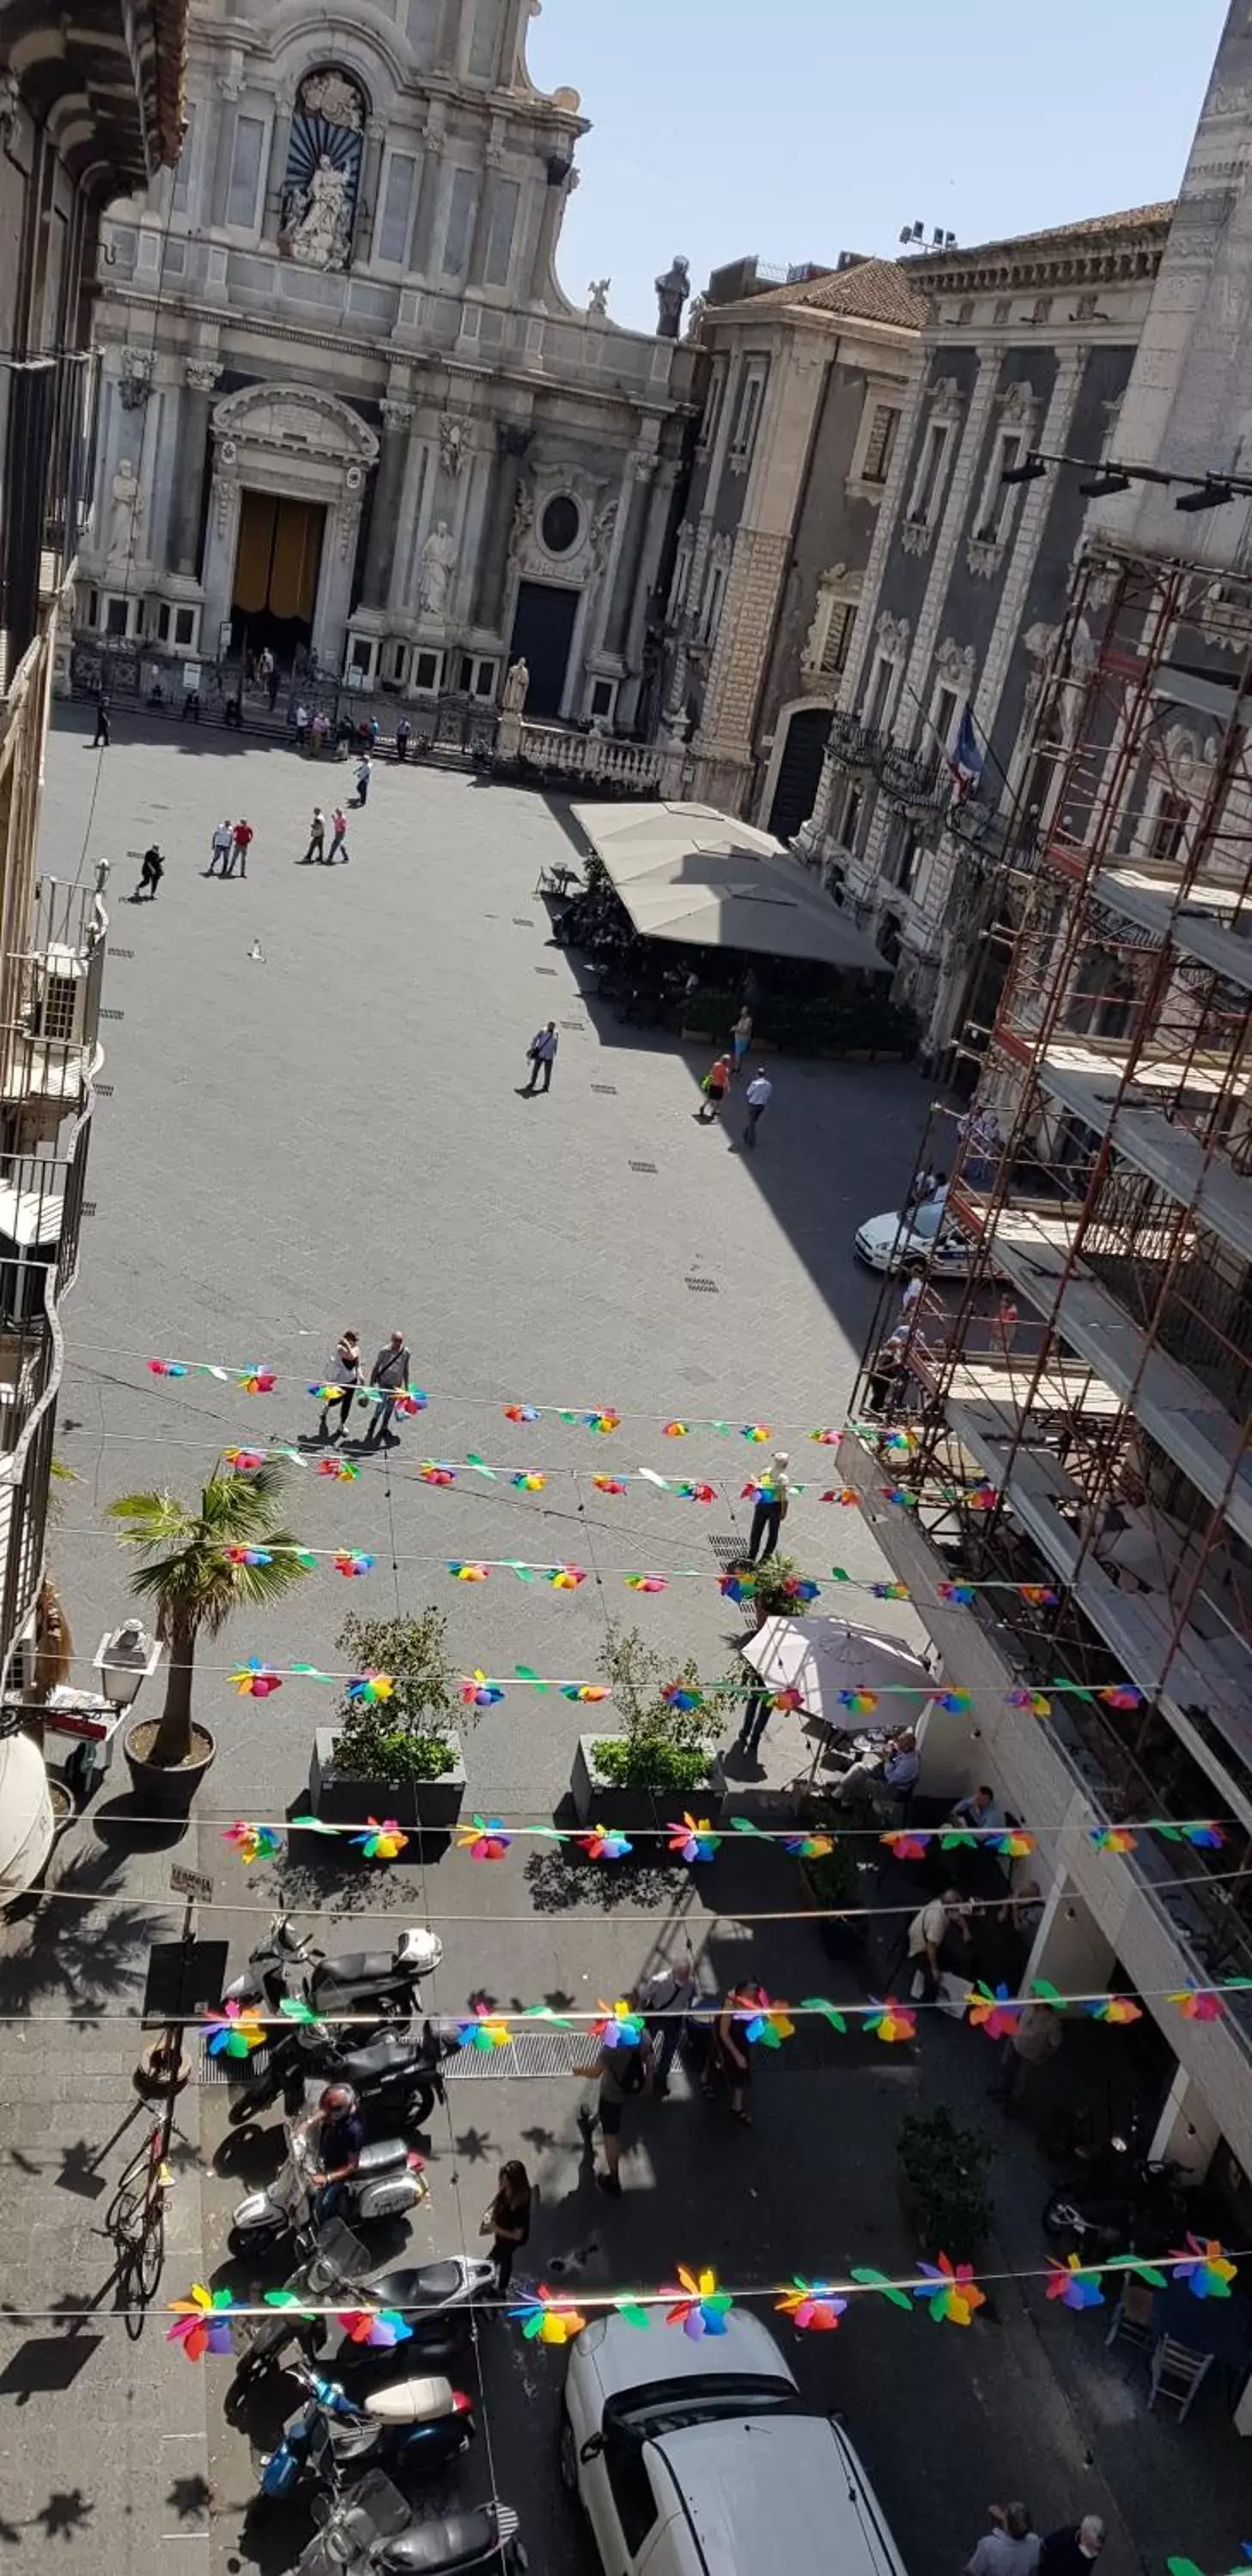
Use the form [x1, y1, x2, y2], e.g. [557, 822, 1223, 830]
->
[76, 0, 695, 727]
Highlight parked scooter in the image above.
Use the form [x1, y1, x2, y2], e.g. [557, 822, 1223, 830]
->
[1042, 2152, 1190, 2257]
[258, 2363, 474, 2500]
[228, 2014, 462, 2132]
[229, 2219, 375, 2397]
[297, 2470, 526, 2573]
[233, 2248, 495, 2399]
[223, 1915, 443, 2022]
[230, 2123, 427, 2256]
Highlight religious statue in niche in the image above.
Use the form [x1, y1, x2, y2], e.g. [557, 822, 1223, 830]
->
[418, 521, 458, 617]
[106, 457, 146, 562]
[279, 65, 366, 271]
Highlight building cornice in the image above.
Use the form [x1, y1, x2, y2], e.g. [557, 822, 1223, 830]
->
[907, 222, 1171, 301]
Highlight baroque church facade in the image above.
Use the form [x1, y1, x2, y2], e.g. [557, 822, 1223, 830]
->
[76, 0, 696, 727]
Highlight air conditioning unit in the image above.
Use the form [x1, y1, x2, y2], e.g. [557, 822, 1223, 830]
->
[32, 945, 85, 1046]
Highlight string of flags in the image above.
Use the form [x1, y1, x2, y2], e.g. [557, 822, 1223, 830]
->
[161, 2241, 1243, 2360]
[217, 1810, 1240, 1868]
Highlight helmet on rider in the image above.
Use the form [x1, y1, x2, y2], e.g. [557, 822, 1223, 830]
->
[319, 2082, 359, 2117]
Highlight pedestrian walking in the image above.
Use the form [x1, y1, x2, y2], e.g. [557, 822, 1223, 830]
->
[574, 2020, 653, 2196]
[91, 693, 110, 748]
[295, 702, 310, 750]
[1039, 2523, 1104, 2576]
[367, 716, 380, 750]
[479, 2160, 532, 2293]
[696, 1051, 732, 1122]
[639, 1949, 696, 2099]
[520, 1022, 558, 1095]
[904, 1886, 971, 2002]
[355, 755, 373, 808]
[300, 805, 326, 865]
[730, 1006, 752, 1076]
[318, 1328, 361, 1441]
[364, 1329, 411, 1447]
[395, 716, 410, 764]
[228, 818, 254, 879]
[736, 1686, 774, 1760]
[745, 1449, 790, 1563]
[966, 2506, 1042, 2576]
[741, 1066, 773, 1148]
[311, 709, 330, 758]
[208, 817, 234, 878]
[257, 646, 274, 696]
[327, 805, 349, 863]
[133, 845, 165, 902]
[703, 1985, 757, 2125]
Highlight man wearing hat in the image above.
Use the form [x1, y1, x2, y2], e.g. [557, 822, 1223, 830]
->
[745, 1450, 790, 1564]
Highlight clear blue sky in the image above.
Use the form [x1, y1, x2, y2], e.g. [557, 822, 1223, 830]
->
[528, 0, 1229, 334]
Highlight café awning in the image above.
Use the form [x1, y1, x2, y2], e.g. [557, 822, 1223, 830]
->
[570, 801, 889, 971]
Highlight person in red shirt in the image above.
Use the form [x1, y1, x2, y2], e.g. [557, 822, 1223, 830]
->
[228, 819, 254, 879]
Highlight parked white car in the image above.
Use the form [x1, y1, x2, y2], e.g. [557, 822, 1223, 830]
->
[562, 2307, 910, 2576]
[854, 1195, 975, 1277]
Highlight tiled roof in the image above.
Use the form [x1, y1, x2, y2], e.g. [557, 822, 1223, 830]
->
[739, 258, 926, 331]
[905, 203, 1176, 271]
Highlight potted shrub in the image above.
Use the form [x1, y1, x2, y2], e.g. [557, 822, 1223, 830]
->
[572, 1622, 726, 1829]
[795, 1825, 865, 1959]
[308, 1605, 468, 1833]
[734, 1552, 817, 1631]
[110, 1461, 311, 1817]
[896, 2105, 994, 2261]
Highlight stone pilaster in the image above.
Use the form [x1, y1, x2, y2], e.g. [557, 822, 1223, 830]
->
[358, 115, 387, 254]
[262, 84, 295, 240]
[530, 161, 578, 306]
[473, 421, 532, 631]
[974, 348, 1086, 739]
[362, 400, 414, 611]
[410, 102, 447, 278]
[207, 58, 244, 229]
[169, 360, 219, 577]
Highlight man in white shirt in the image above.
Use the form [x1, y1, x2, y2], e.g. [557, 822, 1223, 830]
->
[742, 1068, 772, 1148]
[745, 1449, 791, 1564]
[208, 817, 233, 878]
[521, 1022, 559, 1096]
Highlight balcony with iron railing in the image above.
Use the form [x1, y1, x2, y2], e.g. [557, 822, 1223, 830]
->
[826, 707, 886, 773]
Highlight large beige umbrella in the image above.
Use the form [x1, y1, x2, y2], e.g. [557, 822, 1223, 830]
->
[571, 800, 888, 971]
[740, 1615, 933, 1729]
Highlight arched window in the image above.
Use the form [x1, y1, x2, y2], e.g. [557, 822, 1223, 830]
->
[280, 69, 368, 272]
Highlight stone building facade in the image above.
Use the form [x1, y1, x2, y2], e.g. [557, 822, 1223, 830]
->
[798, 208, 1174, 1056]
[664, 256, 921, 827]
[76, 0, 695, 726]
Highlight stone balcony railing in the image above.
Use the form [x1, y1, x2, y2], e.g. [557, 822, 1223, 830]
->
[501, 720, 689, 798]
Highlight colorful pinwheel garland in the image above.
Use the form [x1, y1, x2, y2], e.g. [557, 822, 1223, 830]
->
[666, 1813, 720, 1863]
[511, 2285, 586, 2344]
[168, 2284, 238, 2360]
[203, 2001, 265, 2057]
[458, 1815, 514, 1862]
[353, 1818, 409, 1862]
[231, 1660, 282, 1698]
[665, 2265, 733, 2338]
[579, 1823, 634, 1861]
[776, 2278, 848, 2332]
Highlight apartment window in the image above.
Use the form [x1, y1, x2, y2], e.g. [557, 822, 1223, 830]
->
[728, 361, 766, 468]
[887, 822, 923, 894]
[412, 649, 442, 692]
[699, 359, 727, 453]
[589, 677, 615, 720]
[376, 152, 418, 265]
[482, 178, 520, 289]
[441, 168, 477, 277]
[866, 654, 895, 732]
[1149, 789, 1189, 866]
[932, 686, 959, 756]
[861, 403, 900, 485]
[823, 602, 857, 677]
[908, 420, 950, 527]
[172, 102, 197, 213]
[701, 555, 728, 644]
[975, 430, 1024, 545]
[839, 784, 862, 850]
[226, 113, 265, 231]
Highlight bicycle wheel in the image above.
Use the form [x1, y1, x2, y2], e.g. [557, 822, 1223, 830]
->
[133, 2196, 166, 2305]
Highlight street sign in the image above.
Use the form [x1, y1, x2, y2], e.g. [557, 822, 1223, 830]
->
[169, 1862, 214, 1904]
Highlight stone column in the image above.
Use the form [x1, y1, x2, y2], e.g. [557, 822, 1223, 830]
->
[467, 125, 507, 288]
[601, 447, 655, 658]
[169, 361, 219, 579]
[262, 84, 295, 239]
[530, 161, 578, 307]
[410, 103, 447, 278]
[358, 115, 387, 256]
[208, 62, 244, 228]
[313, 471, 366, 673]
[362, 401, 414, 611]
[200, 459, 240, 655]
[473, 422, 532, 632]
[619, 459, 674, 703]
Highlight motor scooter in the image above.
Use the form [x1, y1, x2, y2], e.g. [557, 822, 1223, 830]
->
[1042, 2152, 1190, 2257]
[230, 2123, 427, 2257]
[258, 2364, 474, 2501]
[228, 2014, 461, 2131]
[297, 2470, 526, 2573]
[222, 1915, 443, 2022]
[233, 2246, 495, 2398]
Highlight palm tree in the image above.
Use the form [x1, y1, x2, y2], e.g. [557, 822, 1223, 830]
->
[109, 1461, 311, 1767]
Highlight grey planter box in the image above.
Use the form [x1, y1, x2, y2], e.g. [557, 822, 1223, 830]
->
[308, 1727, 467, 1834]
[570, 1733, 725, 1833]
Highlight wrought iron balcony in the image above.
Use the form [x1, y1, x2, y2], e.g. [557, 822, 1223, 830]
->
[878, 741, 949, 813]
[826, 707, 883, 771]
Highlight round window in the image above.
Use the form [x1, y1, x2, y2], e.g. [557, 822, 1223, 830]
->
[541, 495, 580, 556]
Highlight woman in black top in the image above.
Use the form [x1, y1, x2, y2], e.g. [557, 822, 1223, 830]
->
[481, 2159, 532, 2294]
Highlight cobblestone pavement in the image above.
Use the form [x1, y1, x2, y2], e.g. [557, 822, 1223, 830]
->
[0, 712, 1242, 2576]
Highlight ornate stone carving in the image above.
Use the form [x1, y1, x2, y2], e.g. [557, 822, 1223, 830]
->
[1197, 578, 1247, 655]
[508, 483, 533, 557]
[999, 378, 1037, 428]
[630, 449, 659, 483]
[119, 349, 154, 410]
[586, 279, 611, 317]
[106, 459, 145, 562]
[289, 159, 352, 269]
[216, 68, 244, 102]
[185, 357, 220, 394]
[380, 398, 415, 433]
[212, 382, 379, 467]
[439, 417, 468, 477]
[591, 497, 617, 565]
[875, 611, 910, 659]
[366, 115, 387, 143]
[901, 519, 933, 557]
[498, 422, 533, 461]
[928, 374, 963, 424]
[1022, 619, 1059, 716]
[300, 70, 363, 131]
[0, 71, 21, 149]
[934, 637, 976, 692]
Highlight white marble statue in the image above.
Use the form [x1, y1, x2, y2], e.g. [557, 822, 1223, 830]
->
[107, 458, 145, 561]
[418, 519, 457, 617]
[586, 278, 611, 317]
[290, 157, 351, 270]
[501, 656, 529, 714]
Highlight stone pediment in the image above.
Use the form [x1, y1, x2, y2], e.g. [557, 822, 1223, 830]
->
[212, 383, 379, 467]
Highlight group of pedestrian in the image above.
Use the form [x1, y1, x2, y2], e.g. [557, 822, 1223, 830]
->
[693, 1008, 773, 1145]
[206, 816, 255, 879]
[574, 1951, 769, 2193]
[315, 1326, 412, 1447]
[965, 2506, 1105, 2576]
[298, 804, 350, 866]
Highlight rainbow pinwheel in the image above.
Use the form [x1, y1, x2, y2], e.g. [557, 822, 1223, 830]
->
[1045, 2255, 1104, 2311]
[1091, 1825, 1137, 1854]
[562, 1683, 610, 1702]
[939, 1580, 976, 1605]
[1171, 2236, 1237, 2299]
[353, 1818, 408, 1862]
[666, 1813, 720, 1863]
[864, 1996, 916, 2044]
[967, 1983, 1023, 2040]
[582, 1410, 621, 1436]
[665, 2265, 733, 2338]
[819, 1487, 860, 1506]
[148, 1358, 188, 1377]
[510, 2285, 586, 2345]
[510, 1471, 547, 1492]
[1007, 1688, 1052, 1717]
[1099, 1685, 1143, 1710]
[769, 1686, 804, 1713]
[661, 1683, 702, 1712]
[677, 1481, 717, 1504]
[719, 1571, 757, 1602]
[993, 1828, 1037, 1859]
[880, 1829, 933, 1862]
[780, 1576, 821, 1604]
[308, 1382, 343, 1403]
[836, 1689, 879, 1716]
[237, 1366, 277, 1395]
[204, 2001, 265, 2058]
[457, 2006, 512, 2050]
[593, 2000, 645, 2047]
[393, 1391, 428, 1417]
[775, 2278, 848, 2332]
[224, 1447, 265, 1473]
[967, 1482, 998, 1512]
[337, 2309, 411, 2348]
[549, 1564, 587, 1589]
[334, 1551, 374, 1577]
[740, 1425, 772, 1443]
[784, 1831, 833, 1859]
[661, 1420, 689, 1437]
[882, 1486, 914, 1507]
[734, 1990, 795, 2048]
[458, 1815, 513, 1861]
[448, 1560, 489, 1583]
[625, 1573, 669, 1592]
[231, 1661, 282, 1698]
[579, 1823, 633, 1861]
[167, 2284, 238, 2360]
[741, 1479, 781, 1505]
[870, 1581, 910, 1602]
[1018, 1584, 1060, 1607]
[1085, 1995, 1142, 2025]
[592, 1474, 628, 1496]
[808, 1427, 840, 1445]
[419, 1462, 457, 1485]
[222, 1820, 284, 1864]
[224, 1544, 272, 1567]
[912, 2255, 986, 2325]
[1170, 1988, 1225, 2024]
[1182, 1820, 1225, 1850]
[935, 1690, 972, 1716]
[461, 1670, 505, 1708]
[318, 1457, 359, 1482]
[345, 1671, 393, 1705]
[504, 1404, 541, 1424]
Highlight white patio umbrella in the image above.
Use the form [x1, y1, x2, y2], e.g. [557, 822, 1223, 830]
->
[0, 1730, 54, 1903]
[740, 1615, 933, 1729]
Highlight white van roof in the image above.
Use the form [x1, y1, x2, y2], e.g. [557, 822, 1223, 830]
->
[653, 2413, 909, 2576]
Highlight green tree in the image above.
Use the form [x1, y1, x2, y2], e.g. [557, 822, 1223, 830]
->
[331, 1607, 459, 1782]
[109, 1461, 310, 1766]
